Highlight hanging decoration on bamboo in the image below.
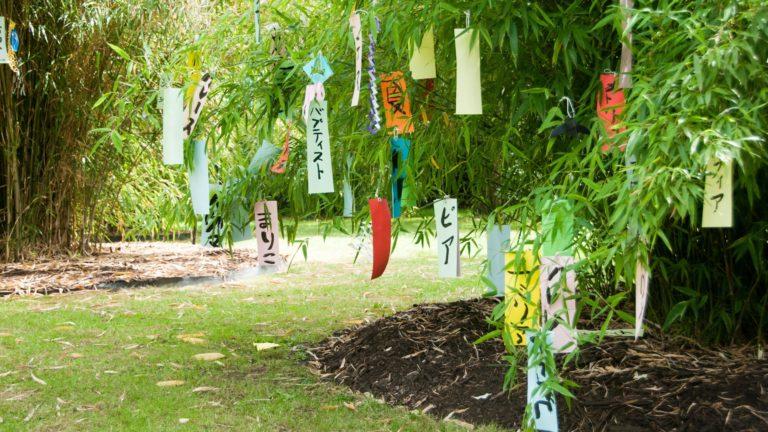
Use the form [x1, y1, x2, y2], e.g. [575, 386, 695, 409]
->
[390, 137, 411, 218]
[505, 250, 540, 345]
[380, 71, 415, 135]
[302, 52, 335, 194]
[369, 198, 391, 280]
[7, 20, 19, 74]
[349, 11, 363, 107]
[455, 12, 482, 115]
[367, 15, 382, 134]
[596, 72, 626, 151]
[255, 201, 282, 268]
[435, 198, 460, 278]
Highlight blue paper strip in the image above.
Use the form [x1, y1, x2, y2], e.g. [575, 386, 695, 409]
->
[390, 137, 411, 218]
[189, 140, 209, 216]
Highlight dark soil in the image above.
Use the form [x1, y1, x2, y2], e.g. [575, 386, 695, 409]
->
[309, 298, 768, 431]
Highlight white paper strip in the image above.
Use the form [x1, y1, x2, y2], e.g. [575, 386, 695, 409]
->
[255, 201, 281, 267]
[618, 0, 634, 89]
[254, 0, 261, 44]
[162, 88, 184, 165]
[539, 256, 577, 353]
[454, 28, 482, 115]
[702, 158, 733, 228]
[183, 73, 212, 139]
[526, 331, 559, 432]
[0, 18, 8, 64]
[306, 100, 335, 194]
[487, 224, 510, 296]
[435, 198, 460, 277]
[409, 28, 436, 80]
[350, 13, 363, 107]
[188, 140, 209, 215]
[635, 259, 650, 339]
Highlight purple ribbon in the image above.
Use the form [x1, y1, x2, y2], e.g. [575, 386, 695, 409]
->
[367, 17, 382, 134]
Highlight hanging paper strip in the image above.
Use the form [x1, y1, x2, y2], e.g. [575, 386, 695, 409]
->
[596, 73, 626, 151]
[367, 17, 382, 134]
[201, 184, 223, 247]
[526, 331, 559, 432]
[505, 250, 540, 345]
[343, 155, 355, 217]
[370, 198, 391, 280]
[618, 0, 634, 89]
[270, 126, 291, 174]
[540, 256, 577, 353]
[183, 73, 212, 139]
[7, 21, 18, 74]
[0, 17, 8, 64]
[434, 198, 460, 278]
[454, 28, 482, 115]
[231, 200, 254, 243]
[255, 201, 281, 267]
[541, 199, 574, 257]
[306, 100, 335, 194]
[162, 88, 184, 165]
[188, 140, 210, 216]
[702, 158, 733, 228]
[249, 139, 280, 174]
[380, 71, 415, 134]
[635, 259, 650, 340]
[409, 28, 436, 80]
[349, 12, 363, 107]
[254, 0, 261, 44]
[487, 224, 511, 297]
[303, 52, 334, 84]
[390, 137, 411, 218]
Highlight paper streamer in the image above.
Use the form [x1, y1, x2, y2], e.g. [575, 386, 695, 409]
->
[409, 28, 436, 80]
[183, 73, 212, 139]
[635, 259, 650, 339]
[541, 199, 574, 257]
[343, 155, 355, 217]
[381, 71, 415, 134]
[539, 256, 577, 353]
[390, 137, 411, 218]
[255, 201, 281, 267]
[188, 140, 210, 216]
[370, 198, 391, 280]
[0, 17, 8, 64]
[367, 17, 382, 134]
[526, 331, 559, 432]
[249, 139, 280, 174]
[306, 100, 335, 194]
[349, 12, 363, 107]
[618, 0, 634, 89]
[254, 0, 261, 44]
[597, 72, 626, 150]
[435, 198, 460, 278]
[162, 87, 184, 165]
[505, 250, 540, 345]
[702, 158, 733, 228]
[270, 126, 291, 174]
[487, 224, 511, 297]
[454, 28, 482, 115]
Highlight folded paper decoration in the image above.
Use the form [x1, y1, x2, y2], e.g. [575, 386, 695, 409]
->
[618, 0, 634, 89]
[7, 21, 18, 74]
[303, 52, 333, 84]
[596, 73, 626, 150]
[702, 158, 733, 228]
[349, 12, 363, 107]
[526, 331, 559, 432]
[183, 73, 212, 139]
[435, 198, 460, 278]
[255, 201, 281, 267]
[162, 87, 184, 165]
[635, 259, 650, 339]
[505, 250, 540, 345]
[390, 137, 411, 218]
[188, 140, 210, 216]
[454, 28, 482, 115]
[270, 127, 291, 174]
[487, 224, 511, 297]
[409, 29, 436, 80]
[541, 199, 574, 257]
[0, 17, 8, 64]
[370, 198, 391, 280]
[539, 256, 577, 353]
[306, 100, 335, 194]
[367, 17, 382, 134]
[380, 71, 415, 134]
[343, 155, 355, 217]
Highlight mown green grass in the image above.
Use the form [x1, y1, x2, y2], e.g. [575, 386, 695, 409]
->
[0, 237, 505, 431]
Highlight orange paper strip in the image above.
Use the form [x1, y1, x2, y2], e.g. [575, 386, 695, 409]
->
[380, 71, 415, 135]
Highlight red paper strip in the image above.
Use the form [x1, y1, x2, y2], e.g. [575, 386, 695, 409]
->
[369, 198, 391, 280]
[596, 73, 626, 151]
[380, 71, 415, 135]
[270, 126, 291, 174]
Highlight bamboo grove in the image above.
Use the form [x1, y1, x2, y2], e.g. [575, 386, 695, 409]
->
[1, 0, 766, 347]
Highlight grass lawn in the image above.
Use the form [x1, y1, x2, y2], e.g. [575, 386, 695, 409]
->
[0, 230, 505, 431]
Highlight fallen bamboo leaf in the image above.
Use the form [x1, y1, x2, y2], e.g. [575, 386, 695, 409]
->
[156, 380, 185, 387]
[30, 373, 47, 386]
[343, 402, 357, 411]
[254, 343, 280, 351]
[69, 353, 84, 359]
[192, 352, 225, 361]
[192, 386, 219, 393]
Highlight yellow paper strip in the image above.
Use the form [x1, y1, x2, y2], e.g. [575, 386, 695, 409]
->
[409, 29, 436, 80]
[504, 250, 540, 345]
[702, 158, 733, 228]
[454, 28, 482, 115]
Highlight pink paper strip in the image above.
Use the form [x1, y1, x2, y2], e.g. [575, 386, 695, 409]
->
[539, 255, 578, 353]
[635, 259, 650, 339]
[254, 201, 281, 267]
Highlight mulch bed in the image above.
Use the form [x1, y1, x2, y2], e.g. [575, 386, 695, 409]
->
[309, 298, 768, 431]
[0, 242, 258, 296]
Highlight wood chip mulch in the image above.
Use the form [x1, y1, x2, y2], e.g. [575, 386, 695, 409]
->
[0, 242, 258, 296]
[309, 298, 768, 431]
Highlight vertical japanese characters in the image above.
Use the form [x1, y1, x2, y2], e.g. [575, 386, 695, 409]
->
[306, 100, 335, 194]
[526, 331, 558, 432]
[254, 201, 281, 267]
[434, 198, 460, 277]
[183, 73, 212, 139]
[380, 71, 415, 134]
[505, 250, 540, 345]
[702, 158, 733, 228]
